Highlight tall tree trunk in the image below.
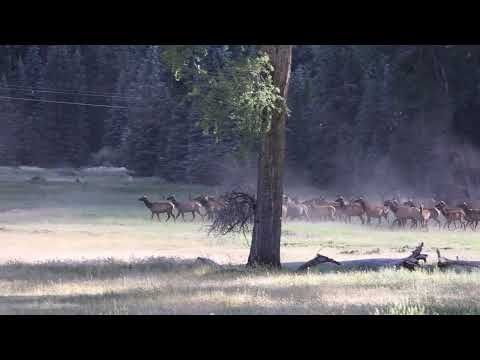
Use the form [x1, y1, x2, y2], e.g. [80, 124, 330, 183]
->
[248, 45, 292, 268]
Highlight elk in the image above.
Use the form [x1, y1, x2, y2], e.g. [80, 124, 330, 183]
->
[334, 197, 365, 224]
[283, 195, 310, 221]
[194, 195, 225, 221]
[418, 204, 432, 229]
[435, 201, 466, 230]
[384, 199, 419, 229]
[457, 202, 480, 230]
[403, 200, 441, 229]
[302, 199, 332, 221]
[166, 195, 206, 221]
[138, 195, 176, 222]
[282, 204, 288, 221]
[353, 198, 389, 225]
[307, 203, 336, 222]
[306, 197, 343, 222]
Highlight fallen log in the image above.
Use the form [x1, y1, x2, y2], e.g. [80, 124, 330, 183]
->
[296, 243, 428, 272]
[436, 249, 480, 270]
[195, 257, 221, 268]
[296, 254, 341, 272]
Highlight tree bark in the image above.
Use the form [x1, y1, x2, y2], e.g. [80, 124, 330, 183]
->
[247, 45, 292, 268]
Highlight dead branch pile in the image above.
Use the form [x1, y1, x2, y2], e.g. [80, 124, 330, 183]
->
[209, 191, 256, 236]
[296, 242, 428, 272]
[436, 249, 480, 270]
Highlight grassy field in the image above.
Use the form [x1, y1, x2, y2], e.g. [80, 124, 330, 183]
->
[1, 167, 480, 315]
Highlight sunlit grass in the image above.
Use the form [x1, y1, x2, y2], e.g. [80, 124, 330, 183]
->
[1, 169, 480, 314]
[1, 258, 480, 315]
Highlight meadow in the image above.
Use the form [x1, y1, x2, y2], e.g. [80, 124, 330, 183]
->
[1, 166, 480, 315]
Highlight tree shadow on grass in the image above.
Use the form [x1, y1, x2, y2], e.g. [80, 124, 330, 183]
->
[1, 257, 479, 315]
[0, 282, 382, 315]
[3, 281, 479, 315]
[0, 257, 219, 282]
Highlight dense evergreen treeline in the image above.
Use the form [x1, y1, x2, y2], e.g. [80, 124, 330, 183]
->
[287, 45, 480, 198]
[1, 45, 480, 196]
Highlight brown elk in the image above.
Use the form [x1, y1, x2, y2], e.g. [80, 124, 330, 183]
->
[138, 195, 176, 222]
[335, 197, 365, 224]
[194, 195, 225, 221]
[301, 199, 335, 222]
[435, 201, 466, 230]
[283, 195, 310, 221]
[306, 203, 336, 222]
[166, 195, 206, 221]
[418, 204, 432, 229]
[310, 197, 344, 221]
[384, 199, 419, 229]
[457, 202, 480, 231]
[282, 204, 288, 221]
[403, 200, 441, 229]
[353, 198, 389, 225]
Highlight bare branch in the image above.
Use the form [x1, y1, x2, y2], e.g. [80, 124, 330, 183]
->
[209, 191, 256, 236]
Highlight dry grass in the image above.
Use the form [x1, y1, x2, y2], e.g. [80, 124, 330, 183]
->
[1, 258, 480, 315]
[1, 169, 480, 314]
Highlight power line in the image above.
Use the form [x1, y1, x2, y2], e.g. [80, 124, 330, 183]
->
[0, 85, 139, 100]
[1, 82, 138, 99]
[0, 95, 129, 109]
[3, 80, 128, 96]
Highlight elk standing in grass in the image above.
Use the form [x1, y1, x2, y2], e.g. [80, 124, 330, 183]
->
[305, 202, 336, 222]
[353, 198, 389, 226]
[194, 195, 225, 221]
[283, 195, 310, 221]
[435, 201, 466, 230]
[167, 195, 206, 222]
[282, 204, 288, 222]
[308, 197, 344, 222]
[418, 204, 432, 230]
[138, 195, 176, 222]
[334, 197, 365, 224]
[457, 202, 480, 230]
[404, 200, 441, 229]
[384, 199, 419, 229]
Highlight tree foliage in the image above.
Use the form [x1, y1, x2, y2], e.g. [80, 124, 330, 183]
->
[162, 46, 287, 149]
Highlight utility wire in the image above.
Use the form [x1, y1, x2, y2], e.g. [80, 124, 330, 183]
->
[0, 95, 129, 109]
[2, 80, 128, 96]
[0, 85, 138, 100]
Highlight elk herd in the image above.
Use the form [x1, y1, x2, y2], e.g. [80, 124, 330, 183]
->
[282, 194, 480, 231]
[138, 194, 225, 223]
[138, 192, 480, 231]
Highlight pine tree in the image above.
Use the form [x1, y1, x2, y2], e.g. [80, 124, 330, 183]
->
[184, 106, 217, 185]
[159, 98, 190, 181]
[0, 75, 20, 165]
[14, 49, 43, 165]
[66, 47, 89, 166]
[103, 46, 143, 152]
[43, 45, 69, 165]
[104, 66, 130, 150]
[286, 65, 311, 169]
[83, 45, 125, 153]
[124, 46, 172, 176]
[23, 46, 48, 165]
